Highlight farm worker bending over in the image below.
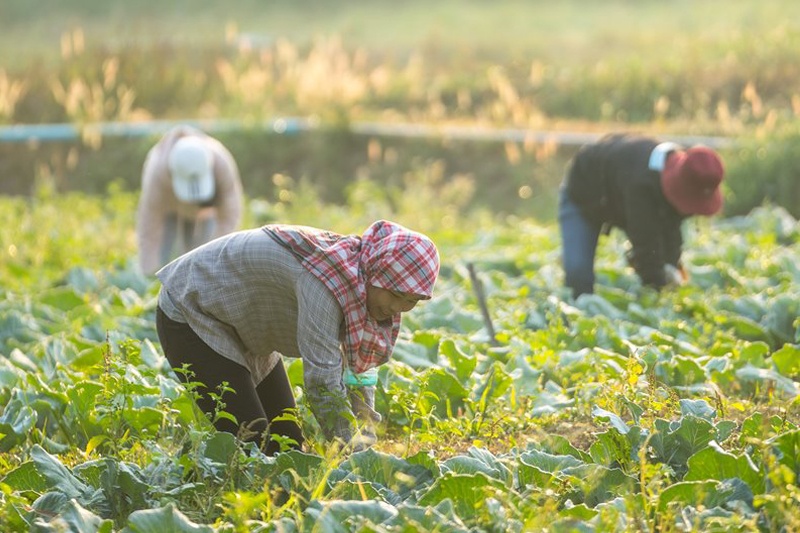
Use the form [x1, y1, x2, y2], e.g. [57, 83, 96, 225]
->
[558, 132, 725, 298]
[136, 125, 243, 275]
[155, 220, 440, 455]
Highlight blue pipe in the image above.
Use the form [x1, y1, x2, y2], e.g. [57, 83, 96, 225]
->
[0, 117, 733, 149]
[0, 117, 316, 143]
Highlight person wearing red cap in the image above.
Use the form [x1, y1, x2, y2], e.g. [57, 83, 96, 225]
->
[558, 132, 724, 298]
[136, 125, 244, 275]
[155, 220, 440, 454]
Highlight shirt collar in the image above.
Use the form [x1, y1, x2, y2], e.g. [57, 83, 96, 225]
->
[648, 142, 681, 171]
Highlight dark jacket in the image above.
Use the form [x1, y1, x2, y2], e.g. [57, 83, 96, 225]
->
[562, 133, 685, 288]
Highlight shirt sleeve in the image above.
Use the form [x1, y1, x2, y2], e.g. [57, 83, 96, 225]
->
[663, 220, 684, 268]
[137, 148, 173, 275]
[295, 273, 354, 442]
[211, 143, 243, 238]
[623, 183, 668, 288]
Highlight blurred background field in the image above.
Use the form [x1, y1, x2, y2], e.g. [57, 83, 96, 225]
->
[4, 0, 797, 75]
[2, 0, 800, 218]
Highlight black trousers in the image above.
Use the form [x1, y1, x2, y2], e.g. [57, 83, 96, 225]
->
[156, 306, 304, 455]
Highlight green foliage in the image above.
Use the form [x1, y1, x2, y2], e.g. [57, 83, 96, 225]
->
[2, 176, 800, 528]
[725, 122, 800, 218]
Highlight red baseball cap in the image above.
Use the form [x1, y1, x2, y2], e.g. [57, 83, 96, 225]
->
[660, 146, 724, 216]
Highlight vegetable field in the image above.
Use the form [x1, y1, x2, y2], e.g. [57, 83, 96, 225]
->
[3, 1, 800, 530]
[1, 190, 799, 532]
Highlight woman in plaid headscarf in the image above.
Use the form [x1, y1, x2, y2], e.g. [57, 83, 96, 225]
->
[155, 220, 440, 454]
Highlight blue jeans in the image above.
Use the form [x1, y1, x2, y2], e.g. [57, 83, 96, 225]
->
[558, 188, 601, 298]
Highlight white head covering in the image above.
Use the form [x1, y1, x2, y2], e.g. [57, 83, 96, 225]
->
[168, 136, 215, 203]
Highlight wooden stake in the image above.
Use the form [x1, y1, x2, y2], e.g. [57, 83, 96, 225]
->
[466, 262, 499, 346]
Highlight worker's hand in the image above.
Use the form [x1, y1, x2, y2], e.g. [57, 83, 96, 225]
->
[347, 428, 378, 453]
[328, 431, 375, 456]
[346, 386, 381, 454]
[349, 386, 382, 423]
[678, 263, 689, 282]
[664, 264, 687, 286]
[625, 248, 639, 270]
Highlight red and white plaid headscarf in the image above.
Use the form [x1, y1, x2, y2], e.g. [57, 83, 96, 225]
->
[263, 220, 440, 372]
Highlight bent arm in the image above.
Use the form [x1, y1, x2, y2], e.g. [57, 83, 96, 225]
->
[624, 186, 669, 289]
[211, 144, 244, 237]
[296, 275, 355, 442]
[137, 150, 175, 274]
[663, 220, 684, 268]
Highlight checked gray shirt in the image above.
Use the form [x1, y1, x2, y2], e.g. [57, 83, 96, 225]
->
[156, 228, 354, 441]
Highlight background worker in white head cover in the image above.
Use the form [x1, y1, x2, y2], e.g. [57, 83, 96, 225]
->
[136, 125, 244, 275]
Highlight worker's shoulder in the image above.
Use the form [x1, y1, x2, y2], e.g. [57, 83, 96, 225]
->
[595, 132, 659, 148]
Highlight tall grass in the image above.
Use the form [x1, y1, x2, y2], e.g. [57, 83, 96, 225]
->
[5, 1, 800, 130]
